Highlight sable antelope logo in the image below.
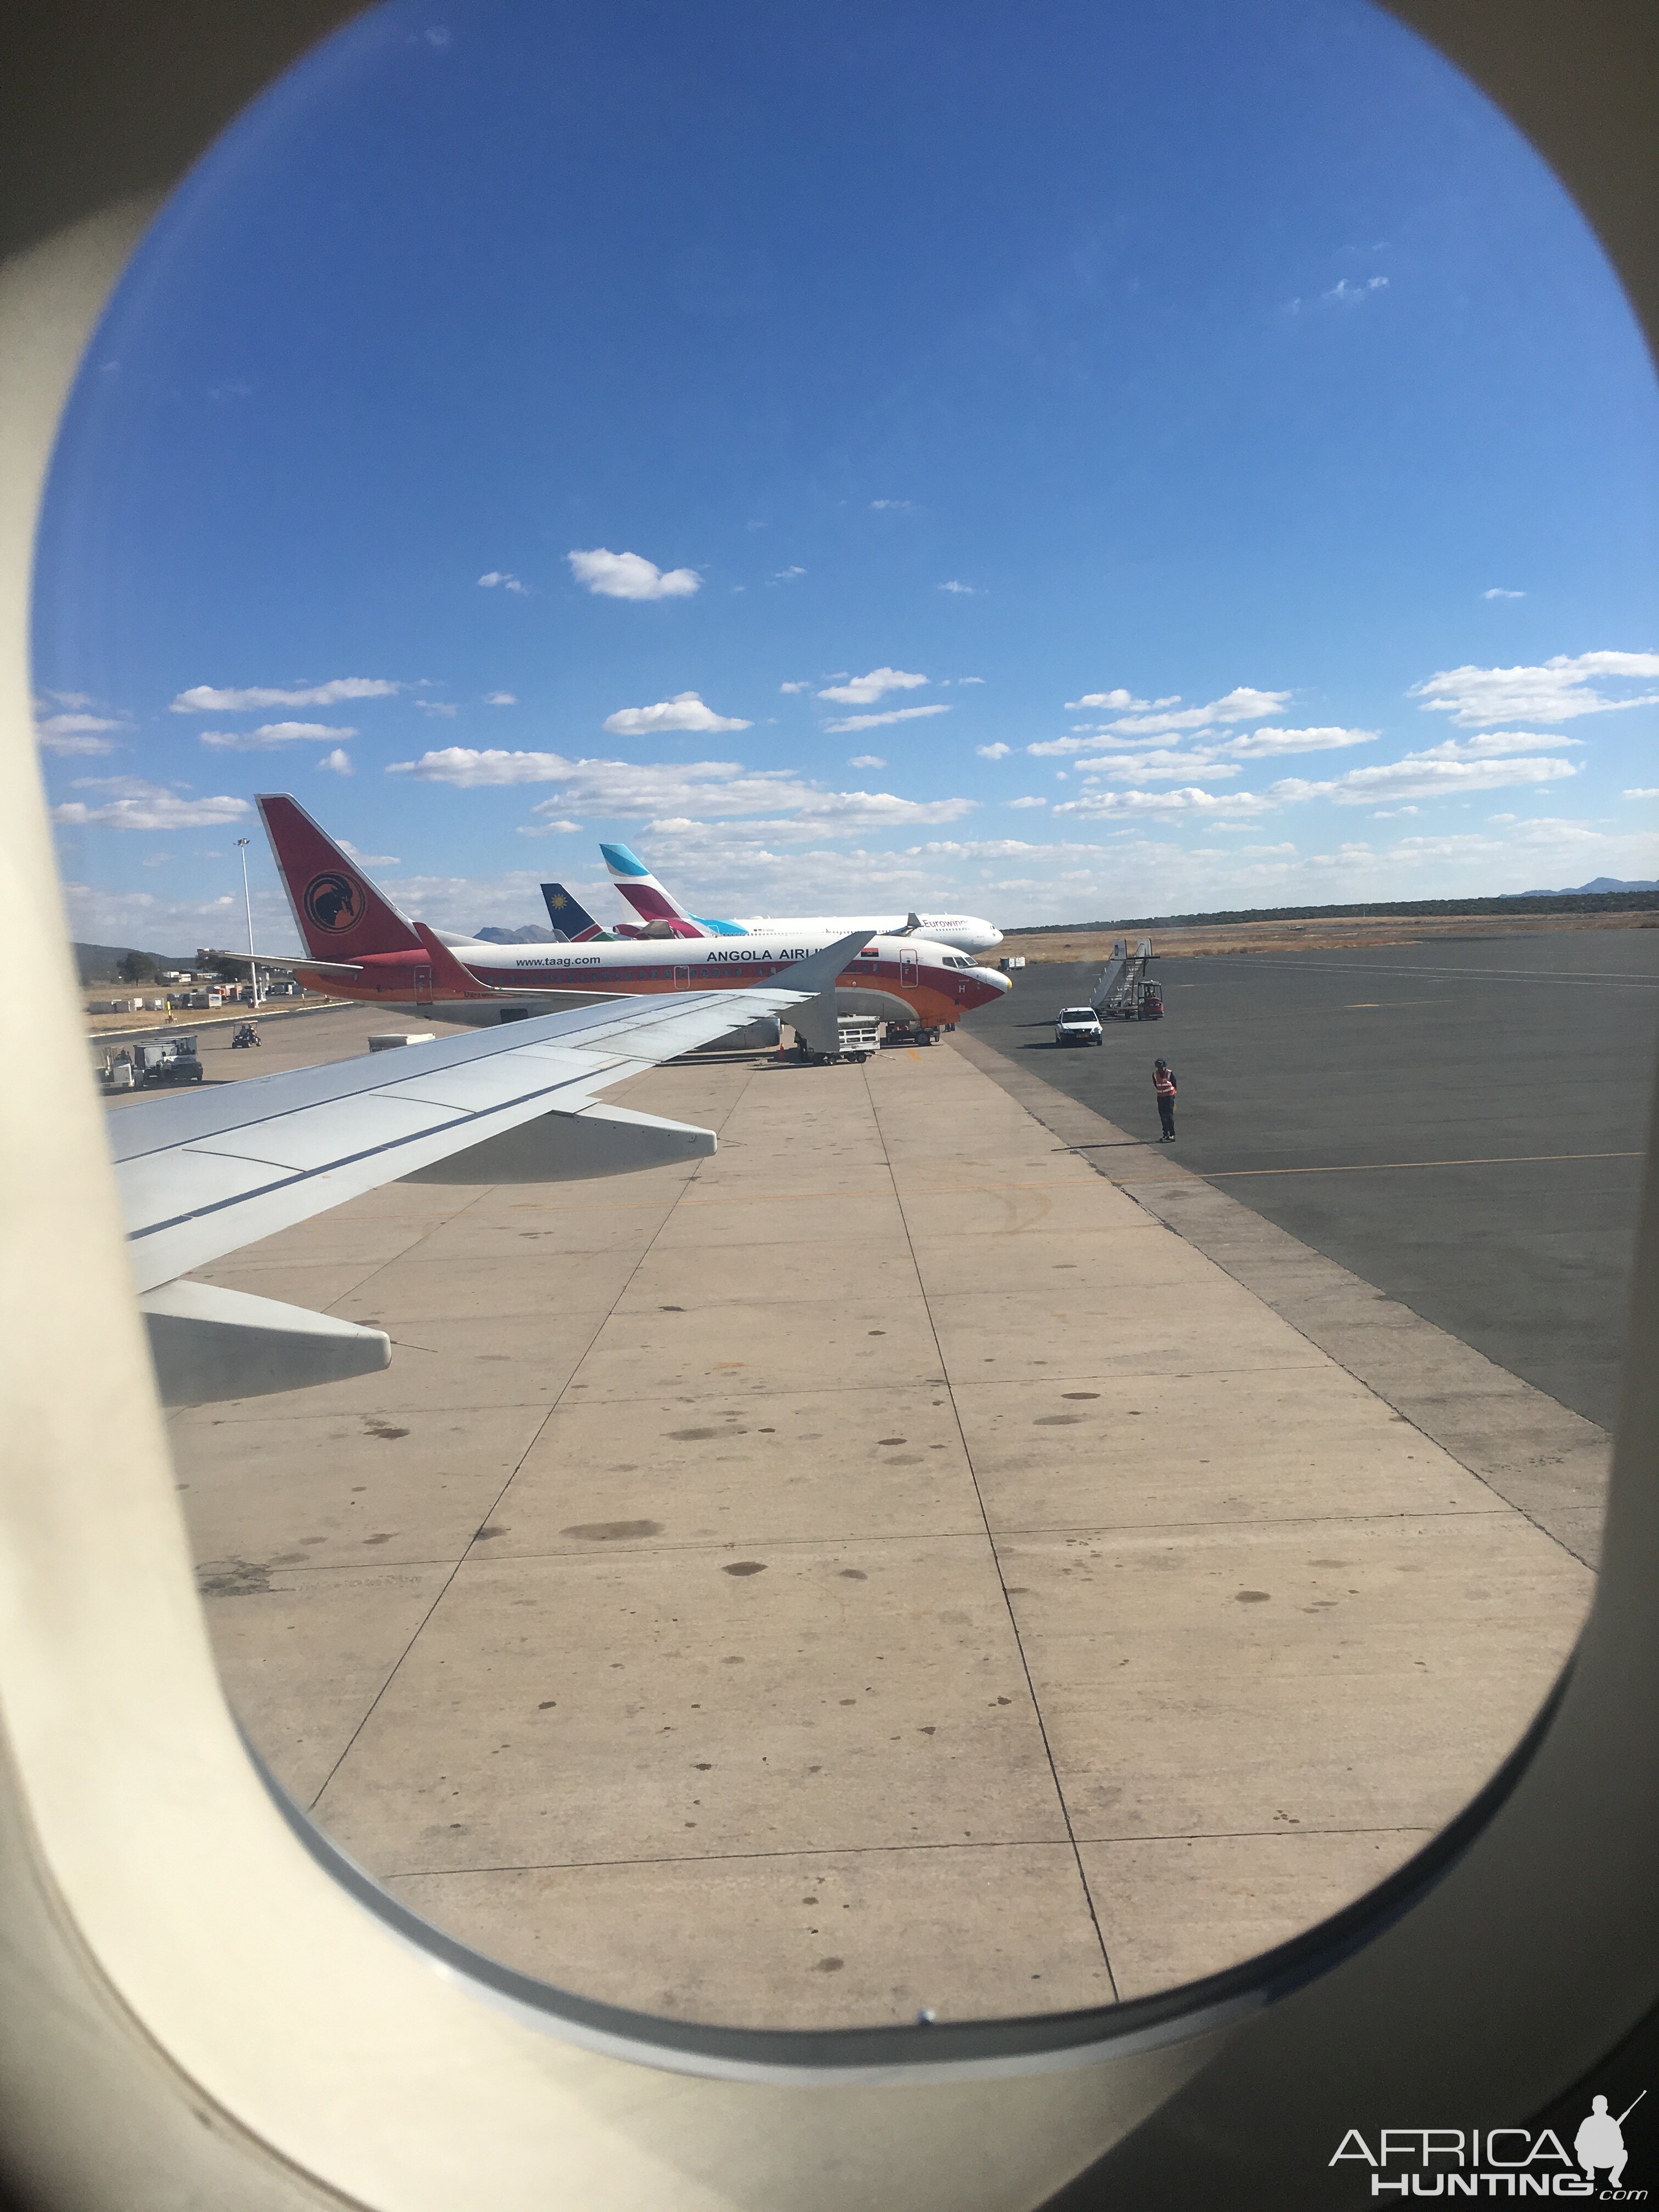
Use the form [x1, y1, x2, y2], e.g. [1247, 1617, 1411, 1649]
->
[303, 870, 360, 935]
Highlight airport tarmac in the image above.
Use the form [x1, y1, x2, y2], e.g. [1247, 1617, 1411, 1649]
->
[138, 1003, 1598, 2028]
[970, 931, 1659, 1432]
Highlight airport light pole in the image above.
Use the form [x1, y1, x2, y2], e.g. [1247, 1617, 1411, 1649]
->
[236, 837, 261, 1008]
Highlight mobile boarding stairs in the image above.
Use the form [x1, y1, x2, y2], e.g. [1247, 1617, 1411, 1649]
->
[1090, 938, 1164, 1021]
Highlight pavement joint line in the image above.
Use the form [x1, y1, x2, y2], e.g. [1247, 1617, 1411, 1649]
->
[224, 1504, 1526, 1581]
[306, 1057, 771, 1816]
[377, 1822, 1443, 1883]
[866, 1062, 1122, 2001]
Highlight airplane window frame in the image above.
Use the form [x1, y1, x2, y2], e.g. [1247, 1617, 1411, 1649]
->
[1, 5, 1657, 2207]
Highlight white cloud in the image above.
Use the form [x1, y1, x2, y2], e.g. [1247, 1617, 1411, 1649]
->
[1209, 725, 1378, 759]
[1065, 689, 1145, 712]
[870, 499, 913, 511]
[977, 742, 1011, 759]
[817, 667, 928, 706]
[1412, 730, 1584, 759]
[478, 571, 528, 595]
[1323, 275, 1389, 303]
[1270, 743, 1579, 807]
[318, 748, 354, 776]
[415, 699, 458, 717]
[848, 754, 886, 768]
[199, 720, 357, 749]
[939, 580, 977, 595]
[1009, 795, 1047, 809]
[34, 706, 125, 755]
[1028, 734, 1107, 757]
[567, 547, 700, 600]
[1483, 588, 1525, 601]
[386, 748, 975, 833]
[51, 777, 251, 831]
[170, 678, 398, 713]
[822, 703, 951, 735]
[486, 691, 517, 706]
[602, 691, 753, 737]
[779, 680, 810, 694]
[518, 818, 583, 835]
[1103, 686, 1294, 736]
[957, 676, 986, 685]
[1054, 785, 1273, 822]
[1410, 651, 1659, 726]
[1075, 748, 1245, 783]
[338, 839, 398, 866]
[1623, 787, 1659, 799]
[772, 565, 805, 582]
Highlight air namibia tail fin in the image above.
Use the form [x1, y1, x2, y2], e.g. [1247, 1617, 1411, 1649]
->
[257, 794, 422, 960]
[540, 883, 610, 941]
[599, 842, 708, 938]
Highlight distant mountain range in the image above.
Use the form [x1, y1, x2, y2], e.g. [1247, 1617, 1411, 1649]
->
[471, 924, 560, 944]
[1520, 877, 1659, 895]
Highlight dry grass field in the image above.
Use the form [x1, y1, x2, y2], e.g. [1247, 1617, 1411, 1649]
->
[994, 907, 1659, 965]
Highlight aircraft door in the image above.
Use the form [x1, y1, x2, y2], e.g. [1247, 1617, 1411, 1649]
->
[413, 964, 432, 1005]
[900, 948, 918, 988]
[673, 966, 692, 991]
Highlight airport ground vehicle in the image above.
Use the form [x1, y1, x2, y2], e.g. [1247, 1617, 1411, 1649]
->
[131, 1037, 202, 1085]
[229, 1023, 261, 1049]
[1054, 1005, 1104, 1046]
[881, 1019, 941, 1047]
[795, 1013, 882, 1064]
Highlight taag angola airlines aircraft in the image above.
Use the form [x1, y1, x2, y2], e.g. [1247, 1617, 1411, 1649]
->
[257, 795, 1011, 1042]
[592, 840, 1005, 956]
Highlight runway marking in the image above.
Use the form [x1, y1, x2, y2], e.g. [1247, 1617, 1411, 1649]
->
[1111, 1148, 1643, 1184]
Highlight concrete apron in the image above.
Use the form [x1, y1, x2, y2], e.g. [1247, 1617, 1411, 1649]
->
[167, 1035, 1594, 2027]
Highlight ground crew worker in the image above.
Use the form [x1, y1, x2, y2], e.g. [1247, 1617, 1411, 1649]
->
[1153, 1057, 1177, 1142]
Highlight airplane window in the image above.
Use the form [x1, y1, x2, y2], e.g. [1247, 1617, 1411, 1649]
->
[34, 0, 1654, 2044]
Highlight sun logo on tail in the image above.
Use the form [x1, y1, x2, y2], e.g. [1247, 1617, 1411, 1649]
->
[303, 871, 360, 934]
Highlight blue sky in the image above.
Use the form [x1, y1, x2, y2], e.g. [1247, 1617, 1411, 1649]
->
[32, 0, 1659, 953]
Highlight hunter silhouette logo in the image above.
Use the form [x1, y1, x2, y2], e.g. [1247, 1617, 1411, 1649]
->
[1331, 2090, 1647, 2196]
[303, 871, 361, 935]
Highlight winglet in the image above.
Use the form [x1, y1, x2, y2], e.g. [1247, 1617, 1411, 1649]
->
[772, 927, 872, 996]
[410, 922, 500, 1000]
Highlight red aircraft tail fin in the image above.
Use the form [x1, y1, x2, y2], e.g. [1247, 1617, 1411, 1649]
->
[257, 794, 422, 960]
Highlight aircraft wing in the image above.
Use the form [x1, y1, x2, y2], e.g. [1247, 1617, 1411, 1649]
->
[114, 934, 864, 1403]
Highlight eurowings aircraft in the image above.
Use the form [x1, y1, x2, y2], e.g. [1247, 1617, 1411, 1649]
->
[118, 931, 867, 1407]
[599, 839, 1006, 956]
[258, 795, 1010, 1037]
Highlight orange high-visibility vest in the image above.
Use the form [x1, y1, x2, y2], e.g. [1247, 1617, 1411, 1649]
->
[1154, 1067, 1176, 1097]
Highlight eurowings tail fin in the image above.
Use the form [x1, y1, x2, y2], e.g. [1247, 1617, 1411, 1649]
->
[257, 794, 423, 960]
[600, 842, 707, 938]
